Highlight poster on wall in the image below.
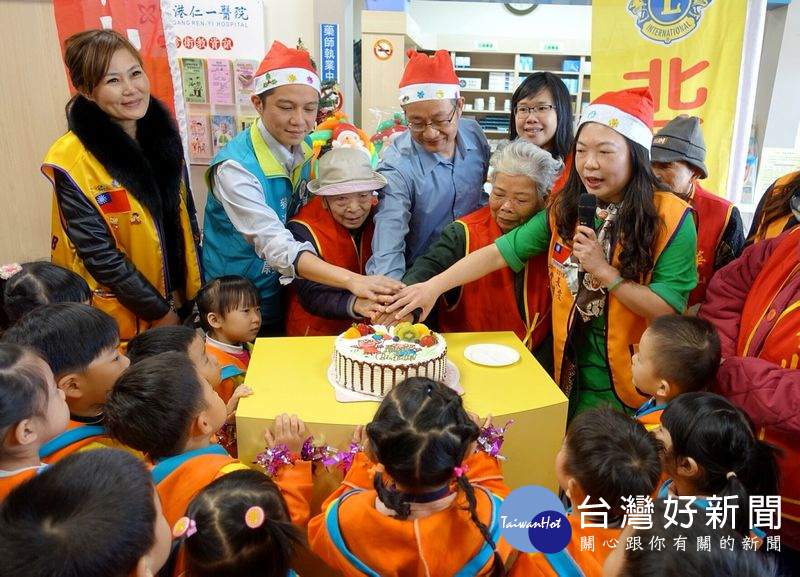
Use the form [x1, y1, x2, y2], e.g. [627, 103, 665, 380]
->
[52, 0, 176, 114]
[166, 0, 265, 59]
[591, 0, 747, 197]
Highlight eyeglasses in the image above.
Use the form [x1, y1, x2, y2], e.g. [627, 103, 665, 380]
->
[406, 106, 458, 133]
[514, 104, 556, 117]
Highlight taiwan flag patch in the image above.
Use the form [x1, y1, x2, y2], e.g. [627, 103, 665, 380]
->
[95, 189, 131, 214]
[551, 242, 571, 268]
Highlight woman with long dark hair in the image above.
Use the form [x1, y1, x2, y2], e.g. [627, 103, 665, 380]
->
[508, 72, 574, 195]
[388, 88, 697, 418]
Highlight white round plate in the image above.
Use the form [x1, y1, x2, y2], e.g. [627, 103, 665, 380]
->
[463, 344, 520, 367]
[327, 359, 462, 402]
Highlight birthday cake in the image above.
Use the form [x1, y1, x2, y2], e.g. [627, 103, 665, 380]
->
[333, 323, 448, 398]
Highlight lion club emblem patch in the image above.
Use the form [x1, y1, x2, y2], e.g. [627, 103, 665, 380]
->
[627, 0, 712, 45]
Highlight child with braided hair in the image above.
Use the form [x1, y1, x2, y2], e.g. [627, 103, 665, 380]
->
[308, 377, 513, 577]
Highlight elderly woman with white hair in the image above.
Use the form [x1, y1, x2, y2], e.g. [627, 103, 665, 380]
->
[400, 139, 562, 370]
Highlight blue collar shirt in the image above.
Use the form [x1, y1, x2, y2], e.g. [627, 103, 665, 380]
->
[366, 117, 490, 279]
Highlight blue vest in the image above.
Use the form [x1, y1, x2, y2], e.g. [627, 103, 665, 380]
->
[202, 122, 313, 325]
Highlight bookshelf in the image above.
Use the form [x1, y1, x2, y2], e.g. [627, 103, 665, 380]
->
[452, 50, 591, 145]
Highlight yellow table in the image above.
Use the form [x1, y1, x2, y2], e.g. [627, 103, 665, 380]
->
[237, 331, 567, 493]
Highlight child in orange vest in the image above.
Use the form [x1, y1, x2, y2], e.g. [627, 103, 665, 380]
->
[104, 352, 312, 530]
[308, 377, 512, 577]
[655, 392, 779, 545]
[0, 448, 172, 577]
[0, 343, 69, 500]
[632, 314, 721, 431]
[126, 325, 252, 456]
[171, 469, 306, 577]
[509, 408, 661, 577]
[196, 275, 261, 402]
[1, 303, 130, 463]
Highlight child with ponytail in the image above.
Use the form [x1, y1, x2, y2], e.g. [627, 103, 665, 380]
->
[172, 469, 305, 577]
[655, 391, 780, 542]
[308, 377, 512, 577]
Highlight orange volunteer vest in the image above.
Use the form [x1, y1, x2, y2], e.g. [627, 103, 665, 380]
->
[688, 182, 735, 306]
[549, 191, 693, 410]
[286, 197, 374, 336]
[439, 206, 551, 351]
[735, 225, 800, 541]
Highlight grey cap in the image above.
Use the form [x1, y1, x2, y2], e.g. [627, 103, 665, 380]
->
[651, 115, 708, 179]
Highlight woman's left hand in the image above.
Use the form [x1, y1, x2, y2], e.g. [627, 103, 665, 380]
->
[572, 225, 618, 284]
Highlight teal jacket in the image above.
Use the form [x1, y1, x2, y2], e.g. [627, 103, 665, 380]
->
[202, 123, 313, 325]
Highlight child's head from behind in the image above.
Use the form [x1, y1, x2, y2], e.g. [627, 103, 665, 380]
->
[0, 261, 91, 329]
[104, 351, 226, 459]
[0, 343, 69, 460]
[632, 314, 720, 402]
[657, 392, 779, 534]
[367, 377, 479, 499]
[1, 302, 127, 417]
[196, 276, 261, 344]
[127, 326, 221, 388]
[180, 469, 304, 577]
[366, 378, 504, 577]
[558, 408, 660, 519]
[0, 448, 171, 577]
[603, 500, 778, 577]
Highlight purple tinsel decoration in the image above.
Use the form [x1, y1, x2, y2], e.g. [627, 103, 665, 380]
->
[255, 443, 294, 476]
[477, 419, 514, 459]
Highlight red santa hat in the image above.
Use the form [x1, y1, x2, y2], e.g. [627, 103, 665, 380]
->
[254, 41, 320, 95]
[578, 87, 654, 152]
[398, 49, 460, 105]
[332, 123, 360, 141]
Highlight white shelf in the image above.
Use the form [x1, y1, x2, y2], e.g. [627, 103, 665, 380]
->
[454, 67, 515, 73]
[460, 88, 515, 94]
[519, 70, 590, 77]
[483, 129, 510, 134]
[465, 109, 511, 115]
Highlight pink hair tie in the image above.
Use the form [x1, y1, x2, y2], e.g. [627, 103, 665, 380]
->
[245, 506, 266, 529]
[0, 263, 22, 280]
[172, 516, 197, 538]
[454, 464, 469, 478]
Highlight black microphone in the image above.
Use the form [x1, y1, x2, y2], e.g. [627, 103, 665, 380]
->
[577, 193, 597, 277]
[578, 193, 597, 230]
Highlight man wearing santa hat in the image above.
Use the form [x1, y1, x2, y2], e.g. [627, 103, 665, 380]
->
[366, 49, 491, 280]
[202, 41, 401, 334]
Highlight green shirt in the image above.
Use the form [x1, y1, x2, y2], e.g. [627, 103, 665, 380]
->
[496, 208, 698, 415]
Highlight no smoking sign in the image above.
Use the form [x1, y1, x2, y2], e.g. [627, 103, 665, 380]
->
[373, 39, 393, 61]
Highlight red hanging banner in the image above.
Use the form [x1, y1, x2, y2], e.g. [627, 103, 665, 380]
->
[52, 0, 176, 116]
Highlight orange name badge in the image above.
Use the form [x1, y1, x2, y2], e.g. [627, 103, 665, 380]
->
[94, 188, 131, 214]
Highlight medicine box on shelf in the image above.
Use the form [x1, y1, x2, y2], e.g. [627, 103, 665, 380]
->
[458, 77, 482, 90]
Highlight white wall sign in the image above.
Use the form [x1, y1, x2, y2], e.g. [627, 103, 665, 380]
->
[167, 0, 265, 59]
[474, 39, 498, 51]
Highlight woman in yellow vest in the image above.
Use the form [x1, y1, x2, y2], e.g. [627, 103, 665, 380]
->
[388, 88, 697, 419]
[747, 170, 800, 243]
[42, 29, 202, 341]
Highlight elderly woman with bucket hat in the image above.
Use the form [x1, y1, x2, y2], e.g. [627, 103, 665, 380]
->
[651, 115, 744, 307]
[285, 148, 387, 336]
[202, 41, 401, 335]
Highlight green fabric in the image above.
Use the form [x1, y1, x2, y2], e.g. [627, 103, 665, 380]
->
[403, 221, 467, 285]
[571, 217, 697, 417]
[495, 209, 551, 271]
[496, 207, 697, 418]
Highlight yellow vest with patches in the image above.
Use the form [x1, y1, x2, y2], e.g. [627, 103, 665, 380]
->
[43, 131, 202, 339]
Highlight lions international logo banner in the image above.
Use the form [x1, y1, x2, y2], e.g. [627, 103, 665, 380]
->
[592, 1, 747, 196]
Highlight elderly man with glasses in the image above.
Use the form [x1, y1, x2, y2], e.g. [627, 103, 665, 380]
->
[366, 49, 491, 280]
